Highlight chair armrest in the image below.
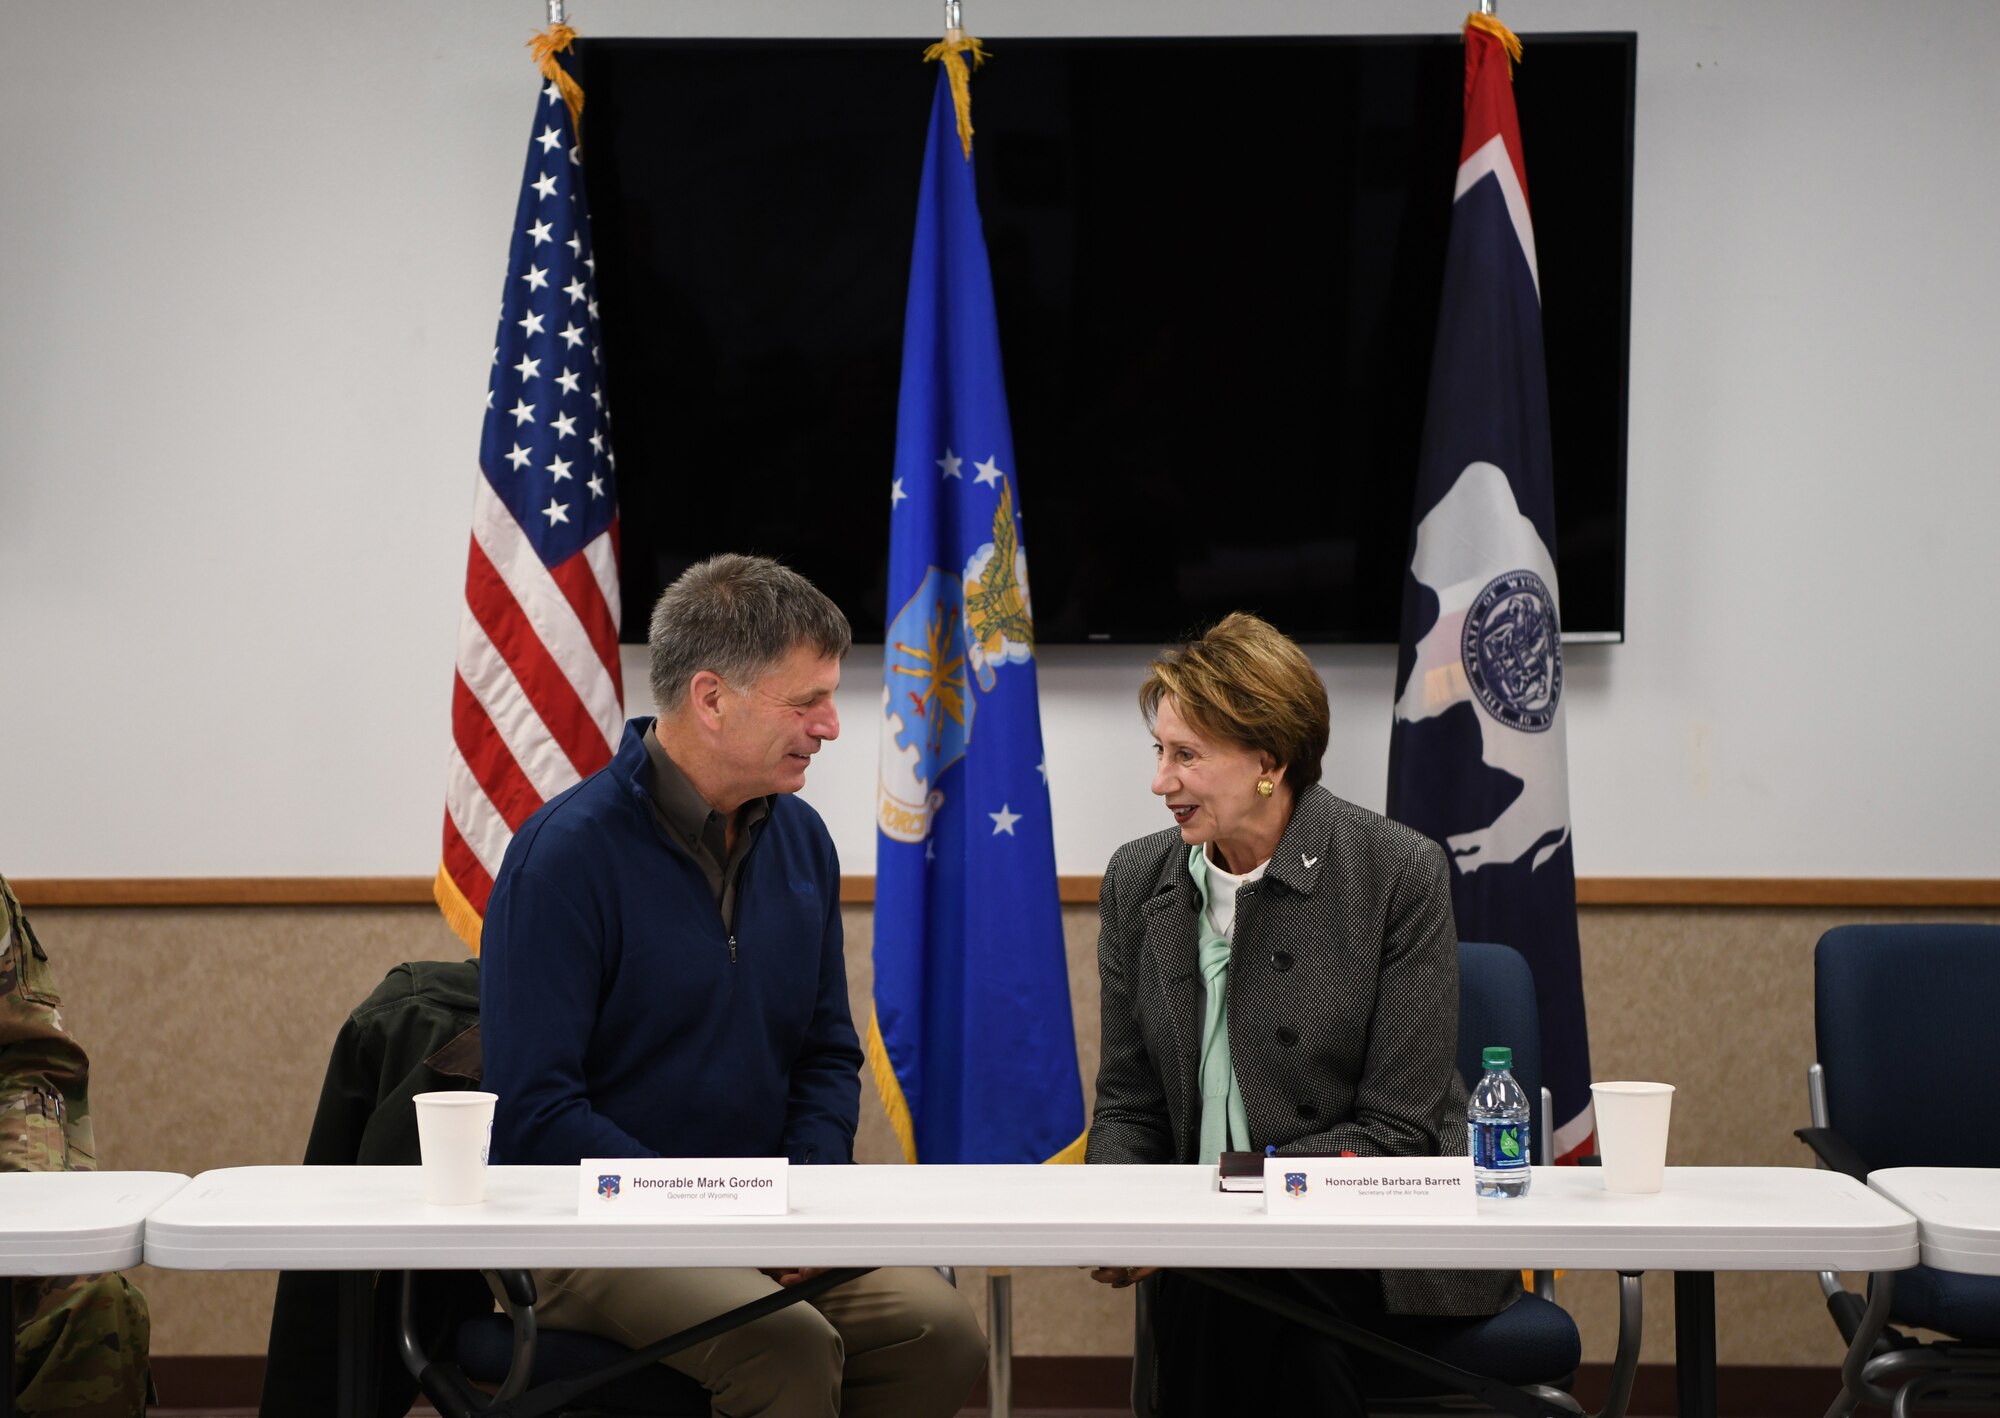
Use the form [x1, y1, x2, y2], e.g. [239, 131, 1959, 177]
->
[1793, 1126, 1870, 1182]
[478, 1271, 539, 1401]
[486, 1268, 538, 1310]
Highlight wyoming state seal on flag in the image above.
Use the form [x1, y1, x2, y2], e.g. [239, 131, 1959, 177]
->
[868, 58, 1085, 1168]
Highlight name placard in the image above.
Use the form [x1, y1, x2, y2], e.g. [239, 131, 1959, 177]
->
[578, 1158, 789, 1216]
[1263, 1156, 1476, 1216]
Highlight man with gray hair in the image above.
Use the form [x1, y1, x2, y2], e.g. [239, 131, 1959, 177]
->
[481, 554, 984, 1417]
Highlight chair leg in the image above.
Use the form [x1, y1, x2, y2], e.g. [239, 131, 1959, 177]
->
[1824, 1270, 1895, 1418]
[1593, 1273, 1643, 1418]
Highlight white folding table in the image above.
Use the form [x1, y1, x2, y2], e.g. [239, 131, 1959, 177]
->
[145, 1162, 1917, 1418]
[0, 1171, 189, 1418]
[1868, 1168, 2000, 1277]
[1843, 1167, 2000, 1416]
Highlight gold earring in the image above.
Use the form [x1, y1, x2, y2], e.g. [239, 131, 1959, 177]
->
[1256, 778, 1274, 798]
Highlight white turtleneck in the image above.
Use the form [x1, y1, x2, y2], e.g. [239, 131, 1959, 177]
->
[1201, 845, 1268, 941]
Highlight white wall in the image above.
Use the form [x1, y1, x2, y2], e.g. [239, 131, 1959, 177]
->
[3, 0, 1995, 879]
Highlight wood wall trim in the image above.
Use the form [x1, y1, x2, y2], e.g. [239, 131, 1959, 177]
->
[1575, 877, 2000, 907]
[14, 875, 1999, 909]
[12, 877, 438, 907]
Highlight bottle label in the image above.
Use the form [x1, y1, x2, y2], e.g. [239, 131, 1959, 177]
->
[1472, 1119, 1529, 1171]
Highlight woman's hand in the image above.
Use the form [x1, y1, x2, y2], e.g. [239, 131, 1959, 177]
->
[1087, 1266, 1159, 1289]
[761, 1266, 825, 1287]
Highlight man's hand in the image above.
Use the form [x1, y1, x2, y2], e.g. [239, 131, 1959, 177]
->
[761, 1266, 827, 1288]
[1088, 1266, 1159, 1289]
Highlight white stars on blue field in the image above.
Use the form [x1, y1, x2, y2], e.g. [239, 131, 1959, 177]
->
[477, 74, 618, 566]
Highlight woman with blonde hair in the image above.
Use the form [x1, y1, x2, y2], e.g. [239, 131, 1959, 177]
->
[1086, 612, 1515, 1415]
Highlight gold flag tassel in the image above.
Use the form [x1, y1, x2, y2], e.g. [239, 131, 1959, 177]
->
[529, 23, 587, 138]
[1463, 11, 1524, 77]
[922, 30, 988, 161]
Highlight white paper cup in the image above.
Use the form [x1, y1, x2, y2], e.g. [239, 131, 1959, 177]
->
[1591, 1081, 1675, 1193]
[414, 1091, 497, 1204]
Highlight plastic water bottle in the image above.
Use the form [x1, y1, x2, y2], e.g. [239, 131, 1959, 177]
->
[1468, 1046, 1533, 1198]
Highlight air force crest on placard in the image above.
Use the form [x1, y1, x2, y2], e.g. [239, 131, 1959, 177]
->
[1461, 569, 1562, 732]
[597, 1174, 621, 1200]
[1285, 1173, 1308, 1197]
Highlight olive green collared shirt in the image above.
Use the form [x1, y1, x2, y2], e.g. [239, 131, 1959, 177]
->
[643, 724, 771, 930]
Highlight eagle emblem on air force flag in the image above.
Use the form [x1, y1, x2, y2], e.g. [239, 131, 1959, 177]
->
[962, 479, 1035, 692]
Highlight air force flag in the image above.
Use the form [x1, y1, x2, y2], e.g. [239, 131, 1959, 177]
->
[868, 60, 1087, 1167]
[1387, 17, 1595, 1162]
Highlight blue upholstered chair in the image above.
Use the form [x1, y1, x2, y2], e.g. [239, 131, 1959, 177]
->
[405, 1265, 884, 1417]
[408, 1265, 713, 1416]
[1131, 941, 1641, 1418]
[1350, 941, 1641, 1416]
[1797, 924, 2000, 1417]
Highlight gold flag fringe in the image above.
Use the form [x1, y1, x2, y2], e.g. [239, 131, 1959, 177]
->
[1464, 12, 1524, 77]
[922, 32, 988, 161]
[865, 1006, 922, 1164]
[432, 862, 484, 955]
[866, 1004, 1089, 1164]
[529, 24, 586, 139]
[1044, 1128, 1088, 1165]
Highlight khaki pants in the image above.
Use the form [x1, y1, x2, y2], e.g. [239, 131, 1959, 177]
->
[532, 1265, 985, 1418]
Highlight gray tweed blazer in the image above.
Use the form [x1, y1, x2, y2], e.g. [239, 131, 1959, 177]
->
[1085, 782, 1519, 1317]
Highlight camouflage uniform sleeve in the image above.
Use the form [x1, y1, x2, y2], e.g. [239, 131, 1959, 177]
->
[2, 878, 153, 1414]
[0, 875, 97, 1172]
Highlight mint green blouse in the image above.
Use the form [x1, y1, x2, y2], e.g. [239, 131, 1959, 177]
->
[1188, 844, 1254, 1164]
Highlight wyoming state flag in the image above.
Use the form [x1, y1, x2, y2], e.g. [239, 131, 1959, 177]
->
[869, 59, 1086, 1166]
[1387, 17, 1595, 1162]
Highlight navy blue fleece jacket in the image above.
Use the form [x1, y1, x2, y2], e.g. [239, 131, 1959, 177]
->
[480, 718, 862, 1166]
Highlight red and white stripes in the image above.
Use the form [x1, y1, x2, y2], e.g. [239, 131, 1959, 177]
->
[437, 476, 622, 946]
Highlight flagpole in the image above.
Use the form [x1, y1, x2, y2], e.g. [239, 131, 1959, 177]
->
[968, 45, 1000, 1418]
[548, 0, 566, 24]
[925, 9, 1012, 1409]
[964, 45, 1003, 1417]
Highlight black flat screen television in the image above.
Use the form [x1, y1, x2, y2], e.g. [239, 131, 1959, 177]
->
[574, 34, 1634, 644]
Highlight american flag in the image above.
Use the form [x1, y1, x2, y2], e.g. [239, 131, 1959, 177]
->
[436, 44, 622, 950]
